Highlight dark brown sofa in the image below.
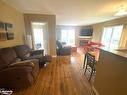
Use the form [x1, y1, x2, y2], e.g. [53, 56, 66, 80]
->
[0, 47, 39, 88]
[13, 45, 45, 67]
[56, 40, 71, 56]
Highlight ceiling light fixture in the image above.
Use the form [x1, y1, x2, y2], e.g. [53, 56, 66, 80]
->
[115, 5, 127, 16]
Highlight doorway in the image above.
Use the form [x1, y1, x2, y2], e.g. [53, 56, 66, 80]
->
[31, 22, 45, 50]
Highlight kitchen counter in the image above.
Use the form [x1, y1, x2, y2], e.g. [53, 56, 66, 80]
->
[100, 47, 127, 58]
[93, 48, 127, 95]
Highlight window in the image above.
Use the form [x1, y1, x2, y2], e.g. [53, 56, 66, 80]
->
[61, 29, 75, 46]
[101, 25, 123, 49]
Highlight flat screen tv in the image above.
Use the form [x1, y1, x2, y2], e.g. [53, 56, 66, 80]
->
[80, 28, 93, 36]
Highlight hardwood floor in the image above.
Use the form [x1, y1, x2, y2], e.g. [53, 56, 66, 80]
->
[12, 52, 94, 95]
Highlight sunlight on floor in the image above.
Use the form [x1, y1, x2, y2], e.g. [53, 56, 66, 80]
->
[71, 56, 77, 64]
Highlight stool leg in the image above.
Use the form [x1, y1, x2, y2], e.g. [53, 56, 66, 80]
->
[84, 65, 87, 75]
[83, 54, 87, 68]
[89, 69, 94, 81]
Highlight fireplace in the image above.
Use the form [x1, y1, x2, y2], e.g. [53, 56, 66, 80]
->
[78, 36, 92, 46]
[79, 40, 89, 46]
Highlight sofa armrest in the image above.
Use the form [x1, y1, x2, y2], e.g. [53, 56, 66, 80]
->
[59, 46, 71, 55]
[0, 66, 34, 88]
[30, 50, 44, 56]
[0, 65, 33, 74]
[9, 59, 39, 68]
[63, 45, 71, 48]
[62, 46, 71, 51]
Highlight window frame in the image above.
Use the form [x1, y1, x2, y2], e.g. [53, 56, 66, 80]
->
[101, 25, 123, 49]
[61, 29, 76, 46]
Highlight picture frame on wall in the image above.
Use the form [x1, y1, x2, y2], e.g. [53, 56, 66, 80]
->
[0, 32, 7, 41]
[0, 21, 6, 41]
[0, 21, 5, 29]
[5, 23, 13, 32]
[5, 23, 14, 40]
[6, 32, 14, 40]
[0, 21, 14, 41]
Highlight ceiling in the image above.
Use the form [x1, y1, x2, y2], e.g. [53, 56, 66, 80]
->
[2, 0, 127, 26]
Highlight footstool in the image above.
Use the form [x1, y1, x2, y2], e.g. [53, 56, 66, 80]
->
[40, 55, 52, 67]
[43, 55, 52, 63]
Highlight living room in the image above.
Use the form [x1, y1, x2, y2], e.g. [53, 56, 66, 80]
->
[0, 0, 127, 95]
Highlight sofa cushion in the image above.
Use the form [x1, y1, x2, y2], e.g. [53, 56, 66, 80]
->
[13, 45, 31, 59]
[23, 54, 43, 60]
[0, 47, 17, 69]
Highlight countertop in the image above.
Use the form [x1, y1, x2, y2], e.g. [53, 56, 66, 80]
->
[100, 47, 127, 59]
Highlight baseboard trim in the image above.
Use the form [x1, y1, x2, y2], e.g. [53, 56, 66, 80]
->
[92, 85, 100, 95]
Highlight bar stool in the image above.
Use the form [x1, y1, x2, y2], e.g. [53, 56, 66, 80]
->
[84, 52, 96, 81]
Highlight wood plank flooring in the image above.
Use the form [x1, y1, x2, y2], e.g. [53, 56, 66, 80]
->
[12, 52, 94, 95]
